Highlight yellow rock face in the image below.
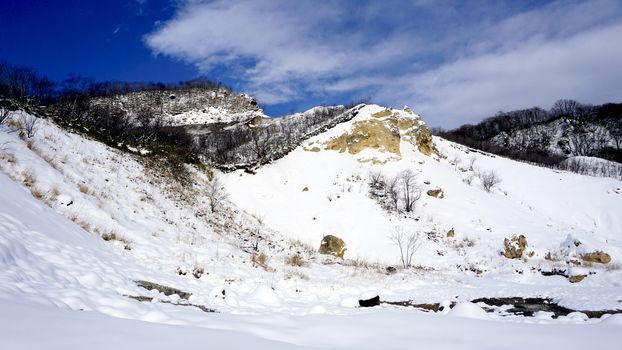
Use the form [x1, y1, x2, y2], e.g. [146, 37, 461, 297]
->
[404, 124, 439, 157]
[325, 119, 401, 156]
[323, 107, 440, 161]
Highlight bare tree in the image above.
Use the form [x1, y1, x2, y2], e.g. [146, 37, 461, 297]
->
[206, 176, 228, 213]
[551, 99, 582, 118]
[467, 156, 477, 171]
[451, 154, 462, 170]
[479, 170, 502, 192]
[0, 108, 10, 125]
[385, 175, 400, 210]
[18, 113, 38, 138]
[399, 169, 421, 212]
[389, 227, 423, 268]
[368, 170, 384, 189]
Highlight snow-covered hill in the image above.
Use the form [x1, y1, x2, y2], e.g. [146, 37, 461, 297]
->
[92, 88, 263, 126]
[223, 105, 622, 266]
[1, 105, 622, 348]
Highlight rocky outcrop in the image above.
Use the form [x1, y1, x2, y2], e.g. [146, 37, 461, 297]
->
[409, 124, 439, 157]
[581, 251, 611, 264]
[325, 119, 401, 156]
[324, 106, 440, 163]
[319, 235, 347, 259]
[502, 235, 527, 259]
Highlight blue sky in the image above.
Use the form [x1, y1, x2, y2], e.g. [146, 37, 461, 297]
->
[1, 0, 622, 127]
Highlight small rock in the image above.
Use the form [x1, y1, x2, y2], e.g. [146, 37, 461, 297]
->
[426, 189, 444, 198]
[581, 251, 611, 264]
[359, 295, 380, 307]
[386, 266, 397, 274]
[302, 186, 309, 192]
[569, 275, 587, 283]
[192, 266, 204, 279]
[447, 228, 455, 238]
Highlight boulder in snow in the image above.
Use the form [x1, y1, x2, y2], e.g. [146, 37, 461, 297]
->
[502, 234, 527, 259]
[581, 251, 611, 264]
[426, 188, 444, 198]
[358, 295, 380, 307]
[319, 235, 347, 259]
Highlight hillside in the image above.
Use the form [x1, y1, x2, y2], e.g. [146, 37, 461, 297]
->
[438, 101, 622, 179]
[1, 102, 622, 348]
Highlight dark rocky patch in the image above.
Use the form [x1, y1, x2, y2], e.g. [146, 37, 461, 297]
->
[383, 297, 622, 319]
[359, 296, 380, 307]
[127, 295, 216, 313]
[135, 280, 191, 300]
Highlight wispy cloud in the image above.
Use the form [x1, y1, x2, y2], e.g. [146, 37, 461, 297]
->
[145, 0, 622, 127]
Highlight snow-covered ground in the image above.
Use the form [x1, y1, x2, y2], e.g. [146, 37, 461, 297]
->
[1, 107, 621, 348]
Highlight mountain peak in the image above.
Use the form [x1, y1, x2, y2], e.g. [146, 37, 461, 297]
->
[303, 104, 440, 164]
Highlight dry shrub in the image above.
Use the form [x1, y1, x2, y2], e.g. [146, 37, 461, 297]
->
[30, 188, 44, 200]
[286, 254, 307, 267]
[21, 169, 36, 187]
[26, 140, 34, 150]
[101, 230, 132, 250]
[251, 252, 272, 271]
[48, 187, 60, 201]
[101, 231, 117, 241]
[0, 152, 16, 164]
[289, 239, 316, 256]
[284, 270, 309, 280]
[78, 183, 90, 194]
[78, 220, 92, 232]
[41, 154, 60, 170]
[7, 118, 21, 129]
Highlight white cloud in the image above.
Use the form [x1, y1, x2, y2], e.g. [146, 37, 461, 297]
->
[145, 0, 622, 127]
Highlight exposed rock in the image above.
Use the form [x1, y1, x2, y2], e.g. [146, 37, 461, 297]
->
[325, 119, 401, 156]
[502, 235, 527, 259]
[406, 124, 439, 157]
[447, 228, 455, 238]
[302, 186, 309, 192]
[569, 274, 587, 283]
[427, 189, 444, 198]
[371, 109, 393, 118]
[319, 235, 347, 259]
[359, 295, 380, 307]
[192, 266, 204, 279]
[135, 280, 191, 300]
[581, 251, 611, 264]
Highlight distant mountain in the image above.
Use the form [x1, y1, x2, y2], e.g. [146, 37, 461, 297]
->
[437, 100, 622, 179]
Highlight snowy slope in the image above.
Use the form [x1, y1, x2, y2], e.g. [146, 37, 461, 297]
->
[223, 104, 622, 268]
[1, 107, 622, 348]
[2, 168, 622, 349]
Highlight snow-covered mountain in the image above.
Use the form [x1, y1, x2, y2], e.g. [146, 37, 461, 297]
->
[1, 102, 622, 349]
[439, 102, 622, 180]
[91, 87, 263, 126]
